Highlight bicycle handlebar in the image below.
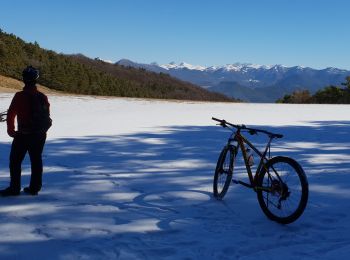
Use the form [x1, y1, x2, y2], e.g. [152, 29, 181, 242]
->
[212, 117, 283, 139]
[0, 111, 7, 123]
[212, 117, 243, 129]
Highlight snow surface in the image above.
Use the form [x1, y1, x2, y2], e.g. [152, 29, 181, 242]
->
[1, 93, 350, 259]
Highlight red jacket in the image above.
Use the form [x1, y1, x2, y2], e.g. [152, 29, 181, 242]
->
[7, 86, 50, 136]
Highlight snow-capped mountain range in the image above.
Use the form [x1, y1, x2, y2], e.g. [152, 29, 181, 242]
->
[160, 62, 207, 71]
[160, 61, 275, 71]
[115, 59, 350, 102]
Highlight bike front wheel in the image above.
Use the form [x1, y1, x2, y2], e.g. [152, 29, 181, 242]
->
[213, 145, 235, 199]
[256, 156, 308, 224]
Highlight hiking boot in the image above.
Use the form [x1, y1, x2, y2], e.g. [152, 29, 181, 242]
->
[0, 187, 20, 197]
[23, 187, 39, 196]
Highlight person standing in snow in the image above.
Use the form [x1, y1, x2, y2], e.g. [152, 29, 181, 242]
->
[0, 66, 52, 196]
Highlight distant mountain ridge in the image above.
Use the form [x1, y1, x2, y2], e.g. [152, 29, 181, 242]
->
[116, 59, 350, 102]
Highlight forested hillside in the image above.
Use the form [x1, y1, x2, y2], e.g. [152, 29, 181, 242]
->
[0, 29, 232, 102]
[277, 76, 350, 104]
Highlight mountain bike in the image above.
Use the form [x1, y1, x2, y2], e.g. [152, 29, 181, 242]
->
[212, 117, 308, 224]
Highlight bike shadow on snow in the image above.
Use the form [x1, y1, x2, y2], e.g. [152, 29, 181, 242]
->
[0, 121, 349, 258]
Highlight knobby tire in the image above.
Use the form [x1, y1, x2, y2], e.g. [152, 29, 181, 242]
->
[256, 156, 308, 224]
[213, 146, 235, 199]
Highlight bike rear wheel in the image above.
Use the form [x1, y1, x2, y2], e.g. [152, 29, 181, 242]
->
[213, 145, 235, 199]
[256, 156, 308, 224]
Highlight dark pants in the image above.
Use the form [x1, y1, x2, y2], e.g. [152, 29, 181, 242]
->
[9, 133, 47, 192]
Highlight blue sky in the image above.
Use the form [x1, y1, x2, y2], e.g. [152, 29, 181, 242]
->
[1, 0, 349, 69]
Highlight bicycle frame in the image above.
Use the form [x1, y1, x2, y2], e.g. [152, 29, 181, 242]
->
[226, 127, 274, 189]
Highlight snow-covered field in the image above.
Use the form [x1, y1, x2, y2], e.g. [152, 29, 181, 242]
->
[0, 93, 350, 259]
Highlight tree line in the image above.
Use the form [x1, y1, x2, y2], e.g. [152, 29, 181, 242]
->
[0, 29, 233, 102]
[277, 76, 350, 104]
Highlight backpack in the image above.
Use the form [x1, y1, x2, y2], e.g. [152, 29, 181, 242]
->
[27, 92, 52, 133]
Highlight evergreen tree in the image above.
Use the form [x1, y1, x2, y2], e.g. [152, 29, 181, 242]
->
[277, 76, 350, 104]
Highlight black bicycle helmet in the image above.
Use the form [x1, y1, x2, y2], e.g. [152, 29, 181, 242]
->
[22, 66, 39, 82]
